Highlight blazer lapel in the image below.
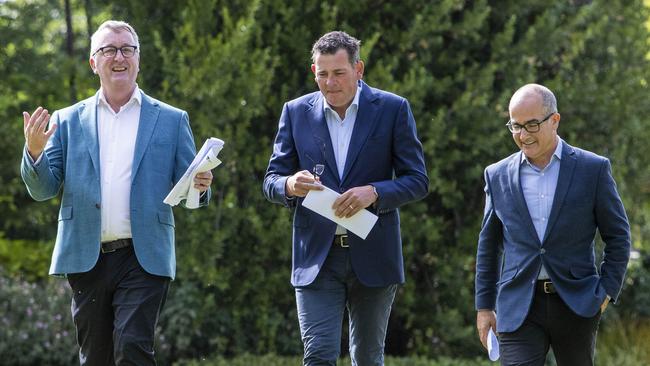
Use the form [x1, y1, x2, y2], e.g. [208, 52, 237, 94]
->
[542, 141, 577, 244]
[78, 93, 100, 179]
[307, 94, 339, 183]
[341, 81, 379, 183]
[508, 152, 541, 244]
[131, 92, 160, 178]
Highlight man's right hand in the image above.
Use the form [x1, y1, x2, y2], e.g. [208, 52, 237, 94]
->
[477, 309, 497, 350]
[23, 106, 57, 161]
[285, 170, 323, 197]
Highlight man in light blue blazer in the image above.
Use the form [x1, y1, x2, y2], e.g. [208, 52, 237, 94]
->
[263, 31, 428, 365]
[475, 84, 630, 366]
[21, 20, 212, 365]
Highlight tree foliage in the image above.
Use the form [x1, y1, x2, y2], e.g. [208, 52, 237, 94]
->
[1, 0, 649, 362]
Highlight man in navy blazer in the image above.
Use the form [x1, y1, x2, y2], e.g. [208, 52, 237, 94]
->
[21, 21, 212, 365]
[263, 31, 428, 365]
[475, 84, 630, 365]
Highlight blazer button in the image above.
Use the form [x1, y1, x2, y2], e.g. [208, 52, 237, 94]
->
[95, 203, 101, 209]
[540, 248, 546, 254]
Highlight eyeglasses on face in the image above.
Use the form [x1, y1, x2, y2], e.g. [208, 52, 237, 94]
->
[92, 45, 138, 58]
[505, 112, 556, 133]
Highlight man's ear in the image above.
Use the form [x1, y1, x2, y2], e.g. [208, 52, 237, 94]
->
[552, 112, 561, 130]
[355, 60, 365, 79]
[89, 57, 97, 74]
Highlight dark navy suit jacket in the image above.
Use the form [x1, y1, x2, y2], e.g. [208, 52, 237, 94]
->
[475, 140, 630, 332]
[263, 81, 428, 287]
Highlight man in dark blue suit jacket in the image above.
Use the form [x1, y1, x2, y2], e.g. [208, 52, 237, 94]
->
[475, 84, 630, 365]
[263, 31, 428, 365]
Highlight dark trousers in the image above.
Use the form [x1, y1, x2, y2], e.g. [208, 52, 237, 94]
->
[295, 244, 398, 366]
[499, 283, 601, 366]
[67, 246, 170, 366]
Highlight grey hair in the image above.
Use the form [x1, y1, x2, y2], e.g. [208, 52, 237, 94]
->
[511, 83, 558, 115]
[89, 20, 140, 58]
[311, 31, 361, 65]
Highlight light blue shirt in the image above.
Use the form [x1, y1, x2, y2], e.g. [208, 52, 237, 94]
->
[520, 138, 563, 280]
[323, 82, 362, 234]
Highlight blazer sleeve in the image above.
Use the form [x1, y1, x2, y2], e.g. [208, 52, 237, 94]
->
[262, 102, 298, 208]
[176, 111, 211, 208]
[594, 159, 631, 302]
[475, 168, 504, 311]
[21, 111, 64, 201]
[370, 98, 429, 210]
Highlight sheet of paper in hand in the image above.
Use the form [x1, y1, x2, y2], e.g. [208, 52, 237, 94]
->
[164, 137, 224, 209]
[302, 185, 378, 239]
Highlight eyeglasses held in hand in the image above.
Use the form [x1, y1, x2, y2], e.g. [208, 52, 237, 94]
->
[313, 164, 325, 177]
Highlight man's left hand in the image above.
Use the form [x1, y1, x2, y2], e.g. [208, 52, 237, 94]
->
[332, 185, 377, 218]
[600, 296, 611, 314]
[194, 171, 213, 192]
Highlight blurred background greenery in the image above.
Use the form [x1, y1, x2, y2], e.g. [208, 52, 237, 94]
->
[1, 0, 650, 365]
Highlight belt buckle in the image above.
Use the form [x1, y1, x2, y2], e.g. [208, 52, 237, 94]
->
[543, 281, 553, 294]
[338, 234, 349, 248]
[101, 245, 116, 254]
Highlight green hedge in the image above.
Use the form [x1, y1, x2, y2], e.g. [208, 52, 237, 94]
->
[2, 0, 650, 363]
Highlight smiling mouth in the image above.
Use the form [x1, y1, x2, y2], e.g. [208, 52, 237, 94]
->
[522, 141, 536, 146]
[112, 66, 127, 72]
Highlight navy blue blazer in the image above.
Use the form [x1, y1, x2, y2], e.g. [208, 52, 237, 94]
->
[263, 81, 428, 287]
[475, 140, 631, 332]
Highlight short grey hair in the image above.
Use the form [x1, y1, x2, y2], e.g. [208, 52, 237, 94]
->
[311, 31, 361, 65]
[89, 20, 140, 58]
[511, 83, 558, 115]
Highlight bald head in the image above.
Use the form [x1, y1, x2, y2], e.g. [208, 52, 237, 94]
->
[509, 83, 557, 116]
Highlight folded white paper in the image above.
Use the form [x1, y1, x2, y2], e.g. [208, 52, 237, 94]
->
[487, 328, 499, 361]
[164, 137, 224, 209]
[302, 186, 378, 239]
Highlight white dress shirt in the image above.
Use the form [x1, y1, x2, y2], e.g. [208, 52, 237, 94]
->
[323, 83, 362, 235]
[97, 87, 141, 242]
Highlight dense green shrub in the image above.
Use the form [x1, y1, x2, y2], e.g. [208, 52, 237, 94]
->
[0, 270, 77, 365]
[1, 0, 650, 363]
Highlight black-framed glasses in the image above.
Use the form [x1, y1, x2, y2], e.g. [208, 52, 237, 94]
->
[92, 45, 138, 58]
[506, 112, 555, 133]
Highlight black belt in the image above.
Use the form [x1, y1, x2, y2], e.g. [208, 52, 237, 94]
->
[101, 238, 132, 253]
[536, 280, 557, 294]
[333, 234, 349, 248]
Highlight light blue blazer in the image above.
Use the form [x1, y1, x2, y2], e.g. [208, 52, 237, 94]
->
[21, 91, 209, 279]
[475, 141, 630, 332]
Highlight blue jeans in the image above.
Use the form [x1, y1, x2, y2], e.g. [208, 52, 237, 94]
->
[295, 244, 398, 366]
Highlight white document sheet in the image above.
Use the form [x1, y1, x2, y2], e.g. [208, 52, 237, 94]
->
[487, 328, 500, 361]
[302, 185, 378, 239]
[164, 137, 224, 209]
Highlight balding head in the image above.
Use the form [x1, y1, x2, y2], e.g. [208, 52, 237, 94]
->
[509, 83, 558, 116]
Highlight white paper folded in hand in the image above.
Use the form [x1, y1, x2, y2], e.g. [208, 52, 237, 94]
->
[302, 185, 378, 239]
[164, 137, 224, 209]
[487, 328, 500, 361]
